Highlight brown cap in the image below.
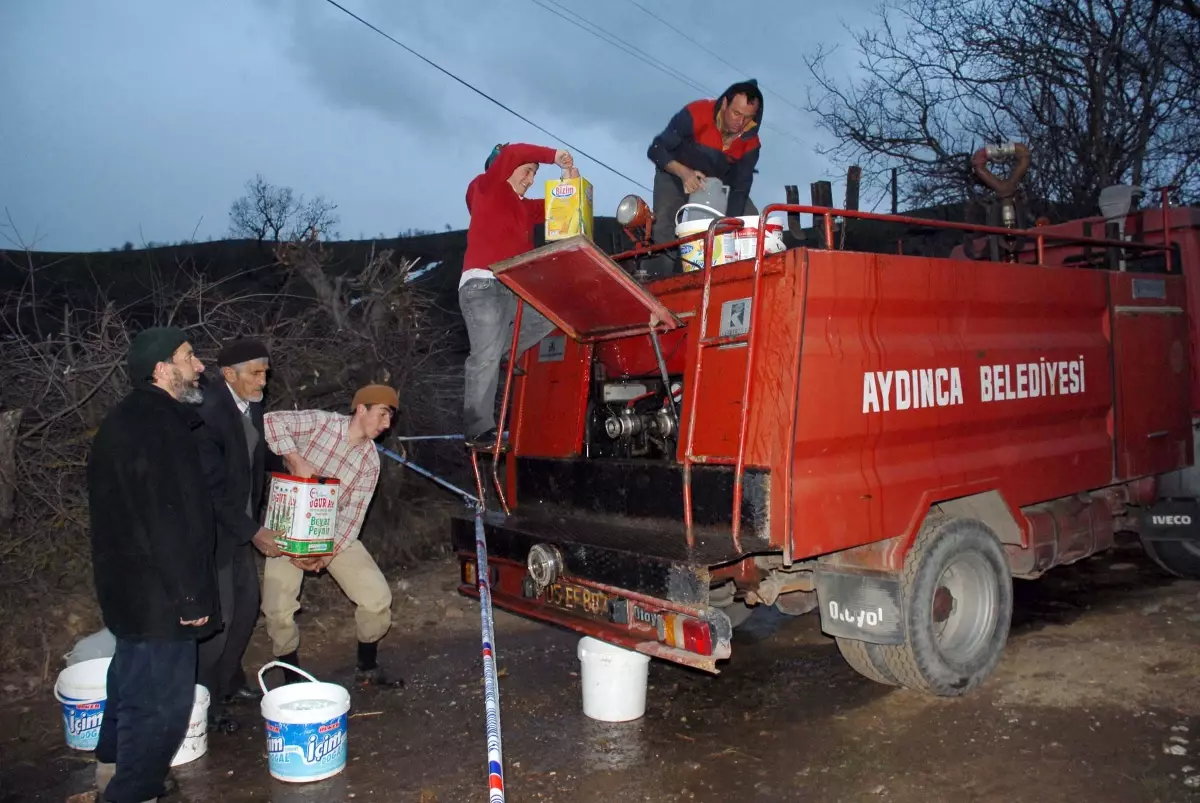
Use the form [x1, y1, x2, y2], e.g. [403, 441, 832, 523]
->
[352, 383, 399, 411]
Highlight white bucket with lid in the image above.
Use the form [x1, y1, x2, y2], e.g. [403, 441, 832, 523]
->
[577, 637, 651, 722]
[258, 661, 351, 783]
[54, 657, 110, 750]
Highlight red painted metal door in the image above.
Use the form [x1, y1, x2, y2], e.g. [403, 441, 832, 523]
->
[1111, 274, 1193, 479]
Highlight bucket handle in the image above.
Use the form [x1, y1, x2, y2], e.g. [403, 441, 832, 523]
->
[258, 660, 319, 695]
[675, 203, 727, 227]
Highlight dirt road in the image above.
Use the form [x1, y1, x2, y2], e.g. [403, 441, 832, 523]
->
[3, 535, 1198, 802]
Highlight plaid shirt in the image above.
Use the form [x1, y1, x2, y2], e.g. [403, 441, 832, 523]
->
[263, 410, 380, 554]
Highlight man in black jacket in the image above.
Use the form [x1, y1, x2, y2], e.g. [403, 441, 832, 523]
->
[88, 326, 219, 803]
[194, 338, 283, 733]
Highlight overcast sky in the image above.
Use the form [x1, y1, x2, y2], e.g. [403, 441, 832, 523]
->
[0, 0, 872, 253]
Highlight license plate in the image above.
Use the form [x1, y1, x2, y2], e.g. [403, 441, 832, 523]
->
[542, 582, 610, 619]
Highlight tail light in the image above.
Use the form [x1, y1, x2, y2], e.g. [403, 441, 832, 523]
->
[461, 560, 498, 588]
[657, 612, 714, 656]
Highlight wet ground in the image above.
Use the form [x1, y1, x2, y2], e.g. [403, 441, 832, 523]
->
[3, 535, 1199, 803]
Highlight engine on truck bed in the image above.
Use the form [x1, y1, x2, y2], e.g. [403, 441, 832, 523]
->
[585, 373, 682, 460]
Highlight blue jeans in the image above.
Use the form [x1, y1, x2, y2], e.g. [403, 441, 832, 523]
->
[95, 638, 196, 802]
[459, 277, 555, 438]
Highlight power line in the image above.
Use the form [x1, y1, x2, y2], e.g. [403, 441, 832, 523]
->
[321, 0, 651, 192]
[528, 0, 709, 98]
[527, 0, 808, 148]
[624, 0, 809, 119]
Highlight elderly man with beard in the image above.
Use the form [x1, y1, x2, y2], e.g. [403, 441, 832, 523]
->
[260, 384, 404, 689]
[194, 338, 284, 734]
[87, 326, 219, 803]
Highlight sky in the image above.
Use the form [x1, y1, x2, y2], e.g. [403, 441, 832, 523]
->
[0, 0, 873, 253]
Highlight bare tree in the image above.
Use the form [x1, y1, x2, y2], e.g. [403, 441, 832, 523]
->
[0, 229, 459, 682]
[228, 174, 341, 244]
[806, 0, 1200, 215]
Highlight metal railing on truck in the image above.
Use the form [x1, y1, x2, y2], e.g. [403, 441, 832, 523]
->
[609, 200, 1176, 560]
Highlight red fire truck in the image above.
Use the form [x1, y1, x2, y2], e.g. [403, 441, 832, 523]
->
[451, 169, 1200, 697]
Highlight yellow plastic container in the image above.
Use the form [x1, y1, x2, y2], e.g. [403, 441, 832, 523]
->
[545, 177, 594, 241]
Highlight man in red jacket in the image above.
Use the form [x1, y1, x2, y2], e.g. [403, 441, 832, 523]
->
[459, 142, 576, 448]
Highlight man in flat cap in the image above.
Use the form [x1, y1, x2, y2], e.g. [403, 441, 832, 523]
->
[260, 384, 404, 689]
[87, 326, 219, 802]
[194, 338, 284, 733]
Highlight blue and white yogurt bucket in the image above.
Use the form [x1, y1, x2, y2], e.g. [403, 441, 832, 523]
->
[258, 661, 352, 783]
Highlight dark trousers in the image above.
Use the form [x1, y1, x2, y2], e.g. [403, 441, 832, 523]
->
[197, 543, 259, 699]
[95, 638, 196, 803]
[645, 168, 758, 280]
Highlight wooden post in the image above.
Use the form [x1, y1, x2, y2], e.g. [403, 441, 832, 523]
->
[0, 409, 23, 527]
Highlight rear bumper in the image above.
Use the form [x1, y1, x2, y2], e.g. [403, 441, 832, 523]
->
[452, 512, 734, 672]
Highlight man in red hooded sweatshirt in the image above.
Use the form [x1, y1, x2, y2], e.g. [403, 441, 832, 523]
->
[459, 142, 576, 448]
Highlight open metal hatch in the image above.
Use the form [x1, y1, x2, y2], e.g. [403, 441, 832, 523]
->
[490, 235, 683, 342]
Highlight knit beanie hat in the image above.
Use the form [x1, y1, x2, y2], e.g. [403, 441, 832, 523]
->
[127, 326, 188, 385]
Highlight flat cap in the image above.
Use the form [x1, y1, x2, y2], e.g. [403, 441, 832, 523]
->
[217, 338, 270, 368]
[352, 384, 399, 411]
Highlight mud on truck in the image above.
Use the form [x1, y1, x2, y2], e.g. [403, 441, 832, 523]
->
[450, 149, 1200, 697]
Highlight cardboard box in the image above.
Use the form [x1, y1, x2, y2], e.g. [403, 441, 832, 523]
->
[264, 472, 340, 556]
[544, 177, 594, 241]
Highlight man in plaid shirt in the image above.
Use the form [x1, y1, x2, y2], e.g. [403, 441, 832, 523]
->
[261, 384, 403, 689]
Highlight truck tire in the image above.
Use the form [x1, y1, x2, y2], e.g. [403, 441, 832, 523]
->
[1141, 539, 1200, 580]
[836, 637, 899, 686]
[880, 517, 1013, 697]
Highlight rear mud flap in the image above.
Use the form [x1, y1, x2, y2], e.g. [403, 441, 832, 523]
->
[813, 566, 905, 645]
[1140, 498, 1200, 543]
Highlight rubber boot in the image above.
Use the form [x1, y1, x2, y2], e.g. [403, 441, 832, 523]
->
[206, 699, 240, 734]
[354, 641, 404, 689]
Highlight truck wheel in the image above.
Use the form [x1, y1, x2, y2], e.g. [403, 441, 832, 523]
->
[881, 518, 1013, 697]
[835, 637, 898, 686]
[1141, 539, 1200, 580]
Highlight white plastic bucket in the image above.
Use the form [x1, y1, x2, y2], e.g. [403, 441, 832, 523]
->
[258, 661, 351, 783]
[170, 685, 211, 767]
[54, 657, 110, 750]
[675, 205, 786, 272]
[577, 637, 651, 722]
[676, 204, 735, 272]
[730, 214, 786, 261]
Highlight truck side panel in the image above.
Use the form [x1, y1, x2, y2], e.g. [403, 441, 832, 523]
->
[788, 251, 1117, 560]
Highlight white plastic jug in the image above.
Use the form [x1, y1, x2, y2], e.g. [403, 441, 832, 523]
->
[687, 177, 729, 214]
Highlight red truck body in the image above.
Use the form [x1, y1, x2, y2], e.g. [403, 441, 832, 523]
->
[451, 197, 1200, 695]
